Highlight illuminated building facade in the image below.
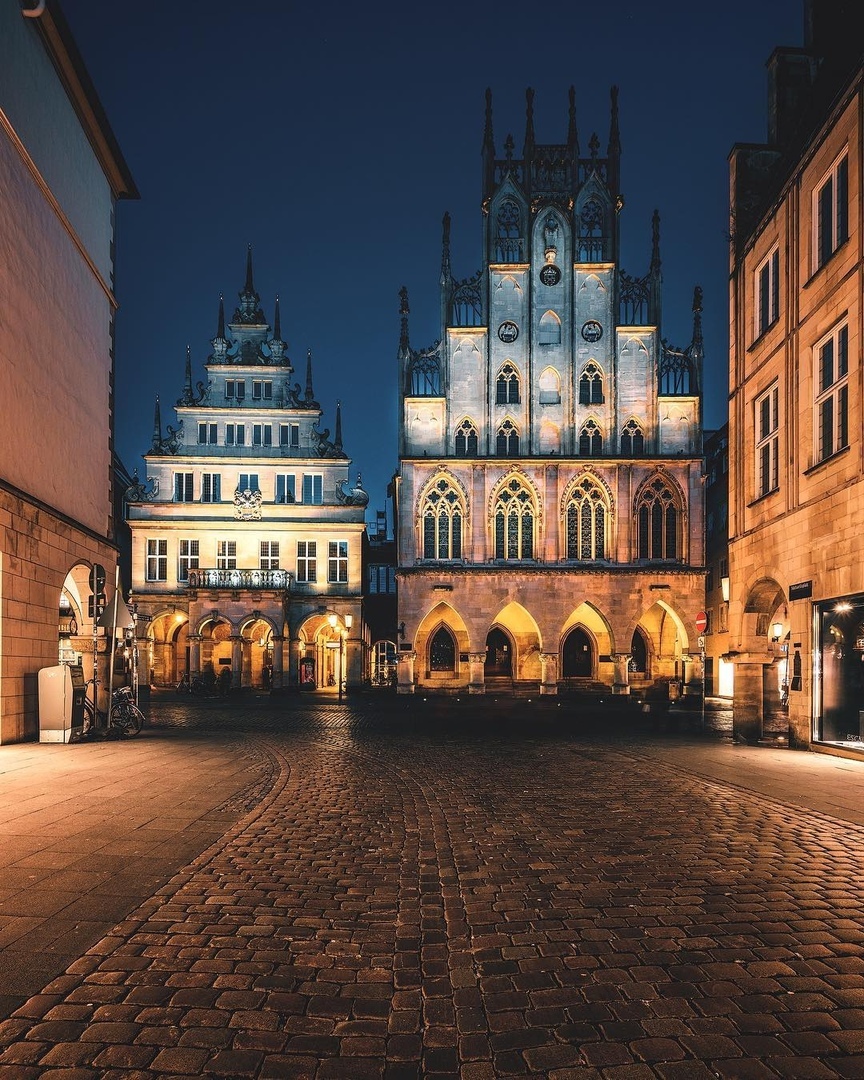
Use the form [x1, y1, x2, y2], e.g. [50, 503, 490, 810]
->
[394, 89, 706, 697]
[727, 0, 862, 750]
[0, 1, 137, 741]
[126, 252, 367, 693]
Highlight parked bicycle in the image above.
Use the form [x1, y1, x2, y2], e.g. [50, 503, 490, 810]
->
[81, 683, 144, 738]
[176, 671, 207, 695]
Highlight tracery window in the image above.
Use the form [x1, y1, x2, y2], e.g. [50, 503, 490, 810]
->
[496, 363, 521, 405]
[496, 419, 520, 456]
[579, 419, 602, 456]
[620, 419, 644, 456]
[454, 419, 479, 456]
[494, 476, 535, 560]
[421, 477, 463, 560]
[565, 477, 607, 560]
[579, 362, 604, 405]
[495, 200, 523, 263]
[538, 310, 561, 345]
[636, 477, 680, 561]
[429, 626, 456, 671]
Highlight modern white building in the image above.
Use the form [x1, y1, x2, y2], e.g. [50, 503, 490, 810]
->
[0, 0, 137, 741]
[394, 88, 707, 698]
[127, 251, 368, 693]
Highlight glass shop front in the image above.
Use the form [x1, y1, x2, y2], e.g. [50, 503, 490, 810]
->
[814, 595, 864, 749]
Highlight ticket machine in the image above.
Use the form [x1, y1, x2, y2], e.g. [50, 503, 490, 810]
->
[38, 664, 86, 742]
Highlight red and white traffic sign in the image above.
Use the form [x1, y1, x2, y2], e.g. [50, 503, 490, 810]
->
[694, 611, 708, 634]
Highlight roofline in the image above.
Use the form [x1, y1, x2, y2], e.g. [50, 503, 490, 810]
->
[25, 0, 139, 199]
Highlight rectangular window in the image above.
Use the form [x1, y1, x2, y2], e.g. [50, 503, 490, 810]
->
[815, 323, 849, 462]
[302, 473, 323, 504]
[755, 247, 780, 338]
[259, 540, 280, 570]
[369, 565, 396, 594]
[201, 473, 222, 503]
[198, 422, 218, 445]
[252, 423, 272, 446]
[252, 380, 273, 400]
[217, 540, 237, 570]
[226, 379, 246, 401]
[146, 538, 167, 582]
[174, 473, 194, 502]
[178, 539, 199, 582]
[755, 383, 779, 497]
[238, 473, 260, 492]
[226, 423, 245, 446]
[275, 474, 296, 503]
[814, 152, 849, 271]
[328, 540, 348, 583]
[297, 540, 317, 583]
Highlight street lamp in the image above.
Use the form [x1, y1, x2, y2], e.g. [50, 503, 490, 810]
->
[327, 613, 353, 702]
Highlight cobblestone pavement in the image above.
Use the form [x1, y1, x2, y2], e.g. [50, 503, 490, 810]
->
[1, 695, 864, 1078]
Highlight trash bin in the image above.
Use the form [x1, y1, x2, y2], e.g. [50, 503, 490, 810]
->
[38, 664, 86, 742]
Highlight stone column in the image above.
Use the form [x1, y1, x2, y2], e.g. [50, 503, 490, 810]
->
[612, 653, 630, 696]
[472, 464, 486, 562]
[189, 635, 202, 678]
[289, 639, 302, 687]
[271, 635, 284, 689]
[468, 652, 487, 694]
[397, 652, 416, 694]
[545, 463, 559, 562]
[230, 635, 242, 689]
[540, 652, 559, 695]
[732, 659, 767, 743]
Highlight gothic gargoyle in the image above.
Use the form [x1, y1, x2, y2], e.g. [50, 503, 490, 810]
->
[336, 473, 369, 506]
[125, 471, 159, 502]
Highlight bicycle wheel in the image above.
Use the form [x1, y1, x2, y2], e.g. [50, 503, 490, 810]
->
[110, 703, 142, 737]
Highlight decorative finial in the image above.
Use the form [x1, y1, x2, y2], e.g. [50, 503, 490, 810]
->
[567, 85, 579, 155]
[650, 209, 661, 274]
[273, 294, 281, 340]
[690, 285, 704, 363]
[440, 212, 451, 286]
[234, 245, 264, 324]
[483, 87, 494, 152]
[398, 286, 410, 360]
[523, 87, 535, 158]
[305, 348, 315, 403]
[151, 395, 162, 450]
[334, 401, 343, 452]
[211, 295, 230, 362]
[183, 345, 192, 397]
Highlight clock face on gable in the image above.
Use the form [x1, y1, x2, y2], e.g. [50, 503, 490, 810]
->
[581, 320, 603, 343]
[498, 321, 519, 343]
[539, 264, 561, 286]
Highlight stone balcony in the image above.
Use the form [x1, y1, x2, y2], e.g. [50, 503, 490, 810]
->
[186, 568, 290, 590]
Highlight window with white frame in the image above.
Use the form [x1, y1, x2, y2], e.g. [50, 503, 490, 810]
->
[815, 322, 849, 462]
[814, 151, 849, 272]
[279, 423, 300, 448]
[226, 423, 245, 446]
[225, 379, 246, 401]
[755, 384, 779, 497]
[238, 473, 259, 493]
[201, 473, 221, 503]
[217, 540, 237, 570]
[259, 540, 280, 570]
[146, 538, 167, 581]
[755, 247, 780, 338]
[178, 539, 199, 582]
[198, 422, 218, 445]
[302, 473, 323, 504]
[173, 473, 193, 502]
[252, 423, 272, 446]
[328, 541, 348, 583]
[252, 379, 272, 400]
[297, 540, 316, 582]
[275, 474, 296, 503]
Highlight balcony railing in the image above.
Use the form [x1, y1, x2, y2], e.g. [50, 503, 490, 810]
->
[187, 568, 291, 590]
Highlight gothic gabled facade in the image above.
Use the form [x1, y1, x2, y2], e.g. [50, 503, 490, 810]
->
[394, 88, 706, 697]
[127, 250, 367, 693]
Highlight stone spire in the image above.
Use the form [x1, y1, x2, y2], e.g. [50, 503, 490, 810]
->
[649, 209, 662, 328]
[567, 85, 579, 157]
[482, 88, 495, 196]
[334, 401, 343, 453]
[522, 87, 535, 160]
[267, 295, 289, 366]
[233, 244, 265, 324]
[210, 296, 230, 362]
[398, 286, 410, 362]
[440, 212, 452, 286]
[304, 348, 315, 404]
[607, 85, 621, 199]
[151, 395, 162, 451]
[182, 345, 193, 402]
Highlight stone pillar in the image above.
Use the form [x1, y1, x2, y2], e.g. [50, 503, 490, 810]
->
[733, 660, 766, 743]
[540, 652, 559, 695]
[472, 464, 486, 562]
[189, 635, 202, 678]
[545, 463, 559, 562]
[468, 652, 486, 694]
[397, 652, 416, 694]
[289, 638, 302, 687]
[271, 635, 284, 689]
[230, 635, 242, 689]
[612, 654, 630, 696]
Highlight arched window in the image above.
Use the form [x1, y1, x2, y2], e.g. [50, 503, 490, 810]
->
[636, 476, 680, 560]
[429, 626, 456, 671]
[578, 197, 605, 261]
[495, 200, 522, 263]
[621, 419, 644, 456]
[579, 362, 604, 405]
[629, 629, 648, 674]
[565, 476, 607, 560]
[579, 419, 602, 456]
[494, 476, 534, 560]
[539, 367, 561, 404]
[496, 363, 520, 405]
[538, 310, 561, 345]
[496, 419, 519, 456]
[454, 419, 478, 456]
[421, 477, 464, 560]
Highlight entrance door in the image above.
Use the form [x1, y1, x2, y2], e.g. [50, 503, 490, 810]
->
[485, 628, 512, 676]
[563, 628, 593, 678]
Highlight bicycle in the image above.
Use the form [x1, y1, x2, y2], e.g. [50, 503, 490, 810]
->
[81, 683, 145, 738]
[177, 672, 207, 695]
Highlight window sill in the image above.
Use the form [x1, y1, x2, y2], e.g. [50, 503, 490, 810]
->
[747, 486, 780, 508]
[803, 443, 850, 476]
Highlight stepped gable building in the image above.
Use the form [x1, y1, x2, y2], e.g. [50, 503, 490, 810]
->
[126, 250, 367, 693]
[727, 0, 863, 752]
[393, 88, 706, 697]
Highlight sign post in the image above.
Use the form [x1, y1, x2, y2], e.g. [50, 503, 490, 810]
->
[695, 611, 708, 731]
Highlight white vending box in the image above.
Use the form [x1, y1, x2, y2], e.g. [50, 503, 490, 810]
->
[38, 664, 86, 743]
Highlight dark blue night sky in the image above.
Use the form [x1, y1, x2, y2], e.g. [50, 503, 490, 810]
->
[63, 0, 803, 518]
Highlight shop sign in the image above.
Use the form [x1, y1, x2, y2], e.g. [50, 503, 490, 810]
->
[789, 581, 812, 600]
